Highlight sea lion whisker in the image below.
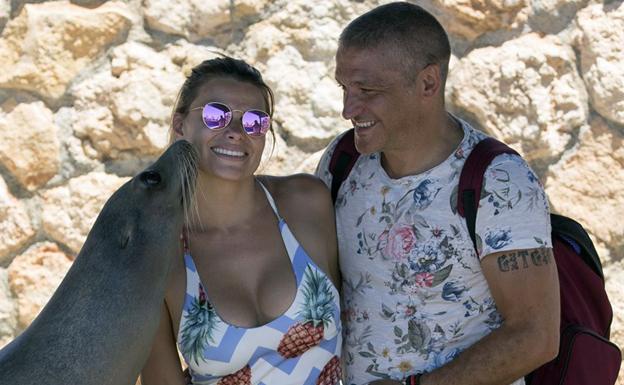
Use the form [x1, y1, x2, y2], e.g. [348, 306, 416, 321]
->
[193, 185, 204, 232]
[194, 177, 209, 232]
[182, 151, 200, 232]
[181, 169, 189, 230]
[181, 155, 193, 230]
[186, 167, 196, 230]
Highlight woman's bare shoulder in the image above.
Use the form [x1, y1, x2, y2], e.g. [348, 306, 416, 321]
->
[257, 174, 331, 211]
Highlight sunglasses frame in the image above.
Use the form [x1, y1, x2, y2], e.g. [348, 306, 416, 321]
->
[190, 102, 271, 137]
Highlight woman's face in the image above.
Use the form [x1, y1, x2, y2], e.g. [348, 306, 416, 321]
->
[175, 77, 268, 182]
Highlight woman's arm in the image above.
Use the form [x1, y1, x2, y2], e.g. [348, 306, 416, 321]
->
[141, 302, 187, 385]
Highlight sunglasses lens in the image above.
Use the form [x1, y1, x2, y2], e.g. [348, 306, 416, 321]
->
[242, 110, 270, 136]
[202, 103, 231, 130]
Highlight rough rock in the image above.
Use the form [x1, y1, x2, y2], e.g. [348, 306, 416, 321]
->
[234, 1, 374, 151]
[143, 0, 266, 42]
[0, 269, 17, 348]
[0, 1, 133, 100]
[431, 0, 529, 40]
[575, 2, 624, 125]
[236, 0, 374, 65]
[6, 242, 73, 331]
[528, 0, 589, 33]
[264, 46, 349, 152]
[297, 149, 325, 175]
[0, 101, 61, 191]
[545, 117, 624, 261]
[447, 33, 588, 175]
[239, 22, 292, 63]
[0, 176, 35, 264]
[71, 42, 185, 159]
[40, 172, 128, 253]
[259, 130, 309, 176]
[53, 106, 102, 179]
[0, 0, 9, 30]
[262, 1, 352, 61]
[163, 39, 222, 76]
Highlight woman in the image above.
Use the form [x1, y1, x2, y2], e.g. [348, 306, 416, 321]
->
[141, 57, 341, 385]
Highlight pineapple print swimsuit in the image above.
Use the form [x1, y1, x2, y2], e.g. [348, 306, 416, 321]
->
[177, 181, 342, 385]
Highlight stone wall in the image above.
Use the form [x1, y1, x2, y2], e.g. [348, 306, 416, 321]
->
[0, 0, 622, 382]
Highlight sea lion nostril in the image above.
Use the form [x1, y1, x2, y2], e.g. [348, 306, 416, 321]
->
[141, 171, 162, 186]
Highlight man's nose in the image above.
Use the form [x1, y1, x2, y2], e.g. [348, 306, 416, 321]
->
[342, 91, 363, 120]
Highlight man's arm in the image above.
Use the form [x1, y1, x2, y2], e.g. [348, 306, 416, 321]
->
[371, 247, 560, 385]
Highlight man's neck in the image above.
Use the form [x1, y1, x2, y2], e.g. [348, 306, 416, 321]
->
[381, 113, 463, 179]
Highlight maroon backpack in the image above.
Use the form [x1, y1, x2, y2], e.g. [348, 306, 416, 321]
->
[328, 130, 622, 385]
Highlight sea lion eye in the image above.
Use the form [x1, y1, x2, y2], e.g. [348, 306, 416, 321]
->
[140, 171, 162, 186]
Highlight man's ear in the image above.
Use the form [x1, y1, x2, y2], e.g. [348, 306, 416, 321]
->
[420, 63, 442, 98]
[172, 113, 185, 138]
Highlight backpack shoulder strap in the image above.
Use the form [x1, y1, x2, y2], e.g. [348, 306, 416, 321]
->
[328, 128, 360, 204]
[550, 213, 604, 279]
[458, 137, 519, 251]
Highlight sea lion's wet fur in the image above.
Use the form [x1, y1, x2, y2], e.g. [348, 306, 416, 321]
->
[0, 140, 198, 385]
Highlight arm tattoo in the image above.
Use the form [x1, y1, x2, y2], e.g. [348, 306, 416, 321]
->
[497, 249, 552, 272]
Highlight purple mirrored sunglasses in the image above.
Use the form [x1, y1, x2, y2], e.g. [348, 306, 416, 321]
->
[190, 102, 271, 136]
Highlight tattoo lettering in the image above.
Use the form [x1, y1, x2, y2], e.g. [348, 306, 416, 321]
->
[497, 249, 551, 272]
[497, 254, 519, 272]
[518, 250, 529, 268]
[530, 249, 551, 266]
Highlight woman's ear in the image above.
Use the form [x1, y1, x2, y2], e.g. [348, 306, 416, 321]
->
[172, 113, 185, 138]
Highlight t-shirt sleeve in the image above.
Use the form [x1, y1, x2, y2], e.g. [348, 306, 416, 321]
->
[474, 153, 552, 259]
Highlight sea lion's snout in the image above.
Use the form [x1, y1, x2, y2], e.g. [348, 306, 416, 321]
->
[0, 138, 201, 385]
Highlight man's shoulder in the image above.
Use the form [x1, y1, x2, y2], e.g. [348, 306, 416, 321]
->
[484, 148, 536, 183]
[458, 120, 531, 178]
[318, 130, 354, 166]
[315, 129, 359, 185]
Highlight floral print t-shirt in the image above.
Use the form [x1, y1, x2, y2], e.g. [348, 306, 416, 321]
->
[315, 120, 552, 385]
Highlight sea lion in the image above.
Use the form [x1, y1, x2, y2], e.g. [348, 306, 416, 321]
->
[0, 139, 198, 385]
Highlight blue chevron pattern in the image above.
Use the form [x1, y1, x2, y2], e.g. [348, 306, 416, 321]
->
[176, 182, 342, 384]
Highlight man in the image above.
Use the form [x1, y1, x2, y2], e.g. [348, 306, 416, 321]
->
[315, 2, 560, 385]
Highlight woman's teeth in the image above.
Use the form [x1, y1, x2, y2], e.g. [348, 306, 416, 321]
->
[213, 148, 245, 157]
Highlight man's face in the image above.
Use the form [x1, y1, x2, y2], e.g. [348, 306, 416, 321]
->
[335, 44, 423, 155]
